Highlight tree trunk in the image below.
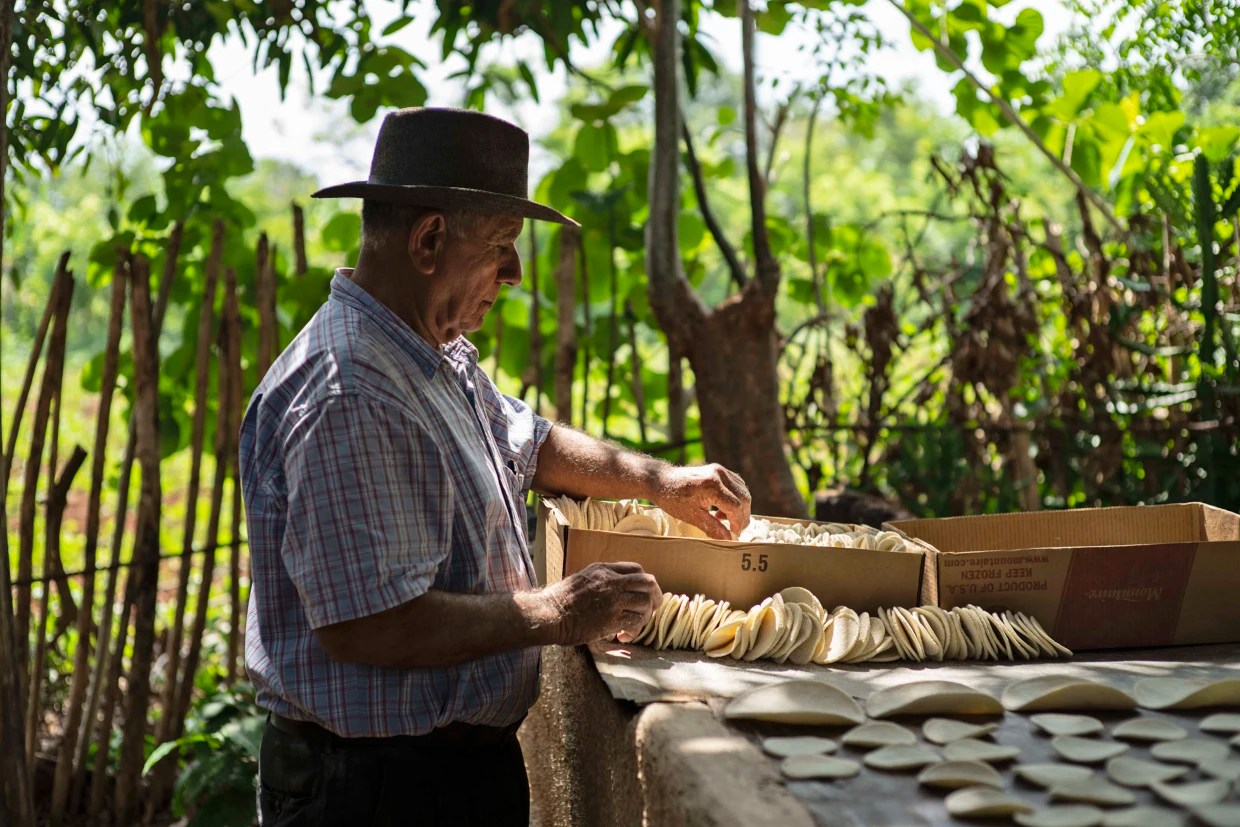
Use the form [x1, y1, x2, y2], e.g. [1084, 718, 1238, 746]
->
[24, 286, 73, 770]
[667, 337, 686, 464]
[256, 234, 279, 378]
[645, 0, 806, 517]
[159, 220, 221, 744]
[49, 257, 126, 825]
[0, 3, 35, 816]
[689, 289, 805, 516]
[78, 233, 179, 814]
[554, 227, 579, 424]
[292, 202, 308, 277]
[26, 446, 87, 771]
[114, 254, 162, 825]
[15, 256, 73, 679]
[522, 225, 543, 414]
[225, 266, 245, 685]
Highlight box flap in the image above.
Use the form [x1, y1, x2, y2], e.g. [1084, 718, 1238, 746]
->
[891, 504, 1205, 553]
[1200, 502, 1240, 542]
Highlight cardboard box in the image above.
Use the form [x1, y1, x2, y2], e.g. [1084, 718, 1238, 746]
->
[536, 503, 925, 614]
[888, 502, 1240, 651]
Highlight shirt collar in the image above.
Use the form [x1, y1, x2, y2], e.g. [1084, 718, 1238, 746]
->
[329, 270, 477, 378]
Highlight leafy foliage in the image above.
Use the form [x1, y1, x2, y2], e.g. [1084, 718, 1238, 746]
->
[143, 686, 263, 827]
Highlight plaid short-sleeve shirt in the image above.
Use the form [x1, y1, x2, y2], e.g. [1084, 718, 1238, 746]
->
[241, 271, 552, 737]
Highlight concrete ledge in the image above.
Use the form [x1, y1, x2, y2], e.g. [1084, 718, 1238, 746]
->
[522, 645, 643, 826]
[522, 645, 812, 827]
[636, 702, 815, 827]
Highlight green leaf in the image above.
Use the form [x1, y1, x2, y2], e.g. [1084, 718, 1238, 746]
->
[677, 210, 706, 252]
[608, 84, 647, 108]
[350, 85, 383, 122]
[569, 102, 615, 123]
[574, 123, 614, 173]
[322, 212, 361, 252]
[1051, 69, 1102, 120]
[1092, 100, 1137, 142]
[1198, 126, 1240, 164]
[952, 78, 1002, 135]
[786, 276, 818, 305]
[517, 61, 539, 103]
[218, 716, 264, 761]
[1139, 110, 1185, 153]
[382, 16, 413, 36]
[950, 0, 987, 28]
[909, 18, 935, 52]
[498, 325, 531, 381]
[757, 1, 795, 35]
[500, 291, 531, 329]
[1069, 133, 1103, 187]
[143, 734, 217, 776]
[1007, 7, 1043, 59]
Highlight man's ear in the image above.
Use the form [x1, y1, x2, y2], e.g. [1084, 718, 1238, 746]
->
[407, 211, 447, 275]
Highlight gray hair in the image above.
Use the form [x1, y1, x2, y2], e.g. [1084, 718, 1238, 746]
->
[360, 200, 489, 250]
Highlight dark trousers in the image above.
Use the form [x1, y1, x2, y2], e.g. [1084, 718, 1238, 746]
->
[258, 713, 530, 826]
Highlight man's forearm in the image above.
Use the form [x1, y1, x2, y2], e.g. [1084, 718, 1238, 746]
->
[316, 588, 559, 669]
[532, 424, 752, 539]
[316, 560, 663, 669]
[532, 424, 670, 501]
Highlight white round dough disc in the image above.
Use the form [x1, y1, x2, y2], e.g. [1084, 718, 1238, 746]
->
[724, 679, 865, 726]
[762, 735, 838, 758]
[780, 754, 861, 780]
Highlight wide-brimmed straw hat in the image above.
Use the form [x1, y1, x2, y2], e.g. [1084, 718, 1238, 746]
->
[312, 107, 578, 227]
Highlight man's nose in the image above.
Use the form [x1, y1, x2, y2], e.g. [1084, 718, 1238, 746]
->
[498, 243, 522, 286]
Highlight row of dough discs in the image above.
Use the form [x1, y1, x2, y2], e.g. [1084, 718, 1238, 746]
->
[632, 587, 1072, 665]
[545, 496, 690, 537]
[721, 677, 1240, 826]
[544, 496, 914, 551]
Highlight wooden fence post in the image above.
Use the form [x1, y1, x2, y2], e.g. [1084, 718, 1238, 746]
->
[113, 254, 162, 825]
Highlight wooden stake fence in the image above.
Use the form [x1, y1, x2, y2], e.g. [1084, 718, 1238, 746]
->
[48, 256, 127, 825]
[77, 229, 182, 815]
[225, 264, 245, 685]
[14, 256, 72, 689]
[158, 220, 223, 748]
[1, 206, 296, 823]
[114, 253, 162, 825]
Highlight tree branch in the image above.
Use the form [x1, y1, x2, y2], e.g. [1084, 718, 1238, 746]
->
[764, 87, 798, 190]
[646, 0, 708, 335]
[681, 119, 747, 289]
[803, 93, 826, 315]
[740, 0, 780, 290]
[554, 226, 579, 424]
[142, 0, 164, 114]
[887, 0, 1126, 237]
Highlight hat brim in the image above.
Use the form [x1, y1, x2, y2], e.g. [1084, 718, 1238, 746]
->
[311, 182, 579, 228]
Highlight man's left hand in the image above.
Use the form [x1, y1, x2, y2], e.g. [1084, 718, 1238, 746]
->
[650, 463, 751, 541]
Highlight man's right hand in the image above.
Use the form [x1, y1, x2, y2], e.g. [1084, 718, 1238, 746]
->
[542, 562, 661, 646]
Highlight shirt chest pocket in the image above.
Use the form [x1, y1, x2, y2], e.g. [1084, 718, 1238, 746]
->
[500, 461, 528, 539]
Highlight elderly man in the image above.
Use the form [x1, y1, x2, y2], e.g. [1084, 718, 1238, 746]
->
[241, 108, 752, 826]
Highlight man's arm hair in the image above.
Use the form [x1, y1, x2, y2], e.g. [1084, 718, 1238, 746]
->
[315, 562, 662, 669]
[315, 589, 557, 669]
[532, 424, 670, 501]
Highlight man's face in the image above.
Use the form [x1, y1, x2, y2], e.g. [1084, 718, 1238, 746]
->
[430, 214, 524, 340]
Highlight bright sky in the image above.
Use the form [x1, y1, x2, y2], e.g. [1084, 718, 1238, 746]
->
[207, 0, 1076, 186]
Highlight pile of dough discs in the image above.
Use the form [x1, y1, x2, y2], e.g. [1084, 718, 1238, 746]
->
[633, 588, 1072, 665]
[738, 517, 912, 552]
[735, 678, 1240, 827]
[544, 495, 694, 537]
[545, 496, 912, 550]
